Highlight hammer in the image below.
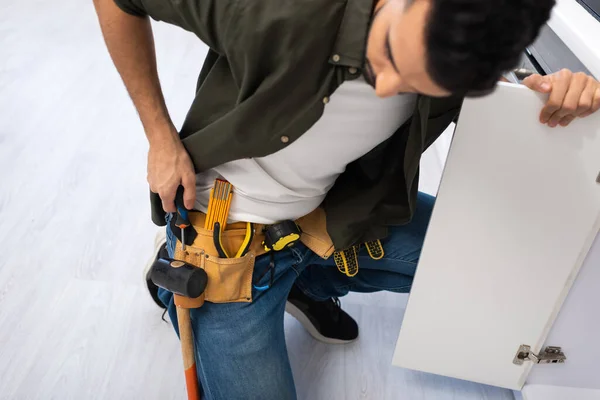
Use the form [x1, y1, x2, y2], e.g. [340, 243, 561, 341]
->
[151, 257, 208, 400]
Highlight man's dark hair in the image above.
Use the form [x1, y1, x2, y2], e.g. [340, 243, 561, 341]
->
[424, 0, 555, 96]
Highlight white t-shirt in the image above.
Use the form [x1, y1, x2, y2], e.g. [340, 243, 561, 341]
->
[195, 77, 417, 224]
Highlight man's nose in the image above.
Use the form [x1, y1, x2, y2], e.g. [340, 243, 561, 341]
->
[375, 71, 402, 98]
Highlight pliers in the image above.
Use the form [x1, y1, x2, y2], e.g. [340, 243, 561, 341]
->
[213, 221, 254, 258]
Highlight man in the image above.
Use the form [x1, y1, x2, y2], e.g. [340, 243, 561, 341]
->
[94, 0, 600, 398]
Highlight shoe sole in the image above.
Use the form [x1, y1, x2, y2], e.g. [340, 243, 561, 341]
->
[144, 230, 167, 281]
[285, 302, 357, 345]
[144, 230, 168, 309]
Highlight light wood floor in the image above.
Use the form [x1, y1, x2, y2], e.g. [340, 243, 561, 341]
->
[0, 1, 514, 399]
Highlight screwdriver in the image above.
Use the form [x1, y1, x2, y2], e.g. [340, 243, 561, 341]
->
[174, 186, 191, 251]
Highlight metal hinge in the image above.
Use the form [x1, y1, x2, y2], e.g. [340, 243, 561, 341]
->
[513, 345, 566, 365]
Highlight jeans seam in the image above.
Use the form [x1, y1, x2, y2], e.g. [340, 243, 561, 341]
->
[300, 282, 413, 300]
[194, 332, 213, 400]
[290, 264, 301, 277]
[289, 245, 312, 277]
[293, 277, 321, 300]
[388, 284, 412, 292]
[301, 257, 417, 289]
[358, 255, 418, 267]
[291, 246, 312, 263]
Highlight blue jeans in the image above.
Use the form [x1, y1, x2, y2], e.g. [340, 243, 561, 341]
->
[158, 192, 434, 400]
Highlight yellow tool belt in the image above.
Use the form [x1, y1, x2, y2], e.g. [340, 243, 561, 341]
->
[172, 181, 385, 308]
[174, 207, 337, 307]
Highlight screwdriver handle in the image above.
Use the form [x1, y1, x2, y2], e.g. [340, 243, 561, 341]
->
[175, 186, 190, 228]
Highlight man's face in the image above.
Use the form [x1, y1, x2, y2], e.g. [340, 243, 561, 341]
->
[365, 0, 451, 98]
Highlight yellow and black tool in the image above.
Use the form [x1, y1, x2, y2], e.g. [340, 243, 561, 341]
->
[174, 186, 192, 251]
[334, 245, 360, 277]
[213, 221, 254, 258]
[205, 179, 233, 230]
[262, 220, 302, 252]
[334, 240, 384, 277]
[204, 179, 255, 258]
[365, 240, 384, 260]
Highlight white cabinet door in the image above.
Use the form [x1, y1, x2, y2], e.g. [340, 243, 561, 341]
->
[392, 83, 600, 390]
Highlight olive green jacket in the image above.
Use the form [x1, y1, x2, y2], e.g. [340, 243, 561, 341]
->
[115, 0, 463, 250]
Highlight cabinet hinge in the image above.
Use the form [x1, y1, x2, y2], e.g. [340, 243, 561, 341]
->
[513, 345, 566, 366]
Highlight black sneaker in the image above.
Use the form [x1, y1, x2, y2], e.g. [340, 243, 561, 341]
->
[285, 284, 359, 344]
[144, 231, 169, 310]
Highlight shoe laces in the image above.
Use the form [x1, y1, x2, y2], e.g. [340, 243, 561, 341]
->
[324, 297, 342, 322]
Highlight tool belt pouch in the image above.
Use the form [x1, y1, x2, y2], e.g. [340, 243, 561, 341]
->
[171, 207, 334, 308]
[174, 223, 256, 307]
[296, 207, 335, 260]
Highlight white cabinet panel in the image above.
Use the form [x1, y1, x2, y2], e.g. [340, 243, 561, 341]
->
[393, 83, 600, 390]
[526, 233, 600, 389]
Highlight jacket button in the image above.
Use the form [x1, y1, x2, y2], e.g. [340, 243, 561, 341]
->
[280, 136, 289, 143]
[332, 54, 340, 63]
[322, 96, 330, 104]
[349, 67, 358, 74]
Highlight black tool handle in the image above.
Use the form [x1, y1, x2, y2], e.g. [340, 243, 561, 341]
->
[150, 258, 208, 298]
[174, 186, 190, 228]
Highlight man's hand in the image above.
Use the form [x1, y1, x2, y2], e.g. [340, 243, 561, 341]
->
[147, 124, 196, 213]
[523, 69, 600, 127]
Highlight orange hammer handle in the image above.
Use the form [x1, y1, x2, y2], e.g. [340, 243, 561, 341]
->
[176, 306, 201, 400]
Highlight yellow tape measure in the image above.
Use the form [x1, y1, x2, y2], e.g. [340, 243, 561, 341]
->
[262, 220, 302, 252]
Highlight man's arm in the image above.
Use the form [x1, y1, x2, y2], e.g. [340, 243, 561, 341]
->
[94, 0, 169, 137]
[93, 0, 196, 212]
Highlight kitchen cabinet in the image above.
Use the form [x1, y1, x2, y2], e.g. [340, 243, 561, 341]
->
[392, 83, 600, 392]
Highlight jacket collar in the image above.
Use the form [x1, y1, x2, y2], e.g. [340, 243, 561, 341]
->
[329, 0, 374, 69]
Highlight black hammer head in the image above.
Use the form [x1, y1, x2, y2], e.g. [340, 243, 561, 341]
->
[150, 258, 208, 298]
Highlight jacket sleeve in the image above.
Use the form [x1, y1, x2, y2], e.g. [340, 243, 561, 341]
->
[112, 0, 236, 53]
[113, 0, 146, 17]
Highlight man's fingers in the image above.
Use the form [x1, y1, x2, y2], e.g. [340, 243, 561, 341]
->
[575, 77, 596, 116]
[592, 87, 600, 113]
[540, 69, 572, 124]
[161, 187, 177, 213]
[523, 74, 551, 93]
[547, 111, 563, 128]
[182, 173, 197, 210]
[162, 200, 176, 213]
[579, 87, 600, 118]
[558, 115, 576, 127]
[558, 72, 589, 118]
